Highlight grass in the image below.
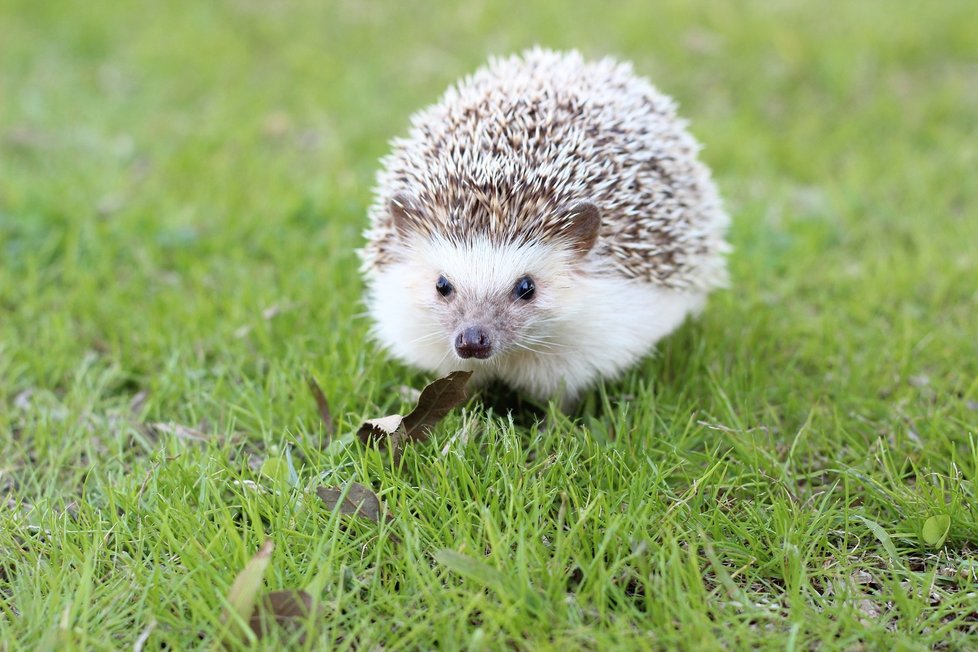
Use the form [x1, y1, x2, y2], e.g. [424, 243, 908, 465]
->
[2, 0, 977, 649]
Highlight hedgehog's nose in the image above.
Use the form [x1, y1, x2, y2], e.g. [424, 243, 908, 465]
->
[455, 327, 492, 359]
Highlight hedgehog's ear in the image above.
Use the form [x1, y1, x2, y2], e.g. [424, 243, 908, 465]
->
[389, 192, 426, 240]
[558, 201, 601, 256]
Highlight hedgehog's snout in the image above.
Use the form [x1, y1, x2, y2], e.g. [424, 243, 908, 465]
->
[455, 326, 492, 360]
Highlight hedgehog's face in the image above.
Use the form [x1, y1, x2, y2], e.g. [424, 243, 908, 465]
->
[366, 194, 601, 373]
[413, 236, 564, 364]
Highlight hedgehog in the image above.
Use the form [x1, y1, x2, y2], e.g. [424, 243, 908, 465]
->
[360, 48, 730, 407]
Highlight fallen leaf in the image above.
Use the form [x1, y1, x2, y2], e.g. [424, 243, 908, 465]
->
[402, 371, 473, 442]
[356, 371, 472, 456]
[307, 376, 335, 438]
[356, 414, 404, 445]
[921, 514, 951, 548]
[316, 482, 390, 524]
[248, 590, 318, 642]
[222, 540, 274, 646]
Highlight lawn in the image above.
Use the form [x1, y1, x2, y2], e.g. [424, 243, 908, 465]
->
[2, 1, 977, 649]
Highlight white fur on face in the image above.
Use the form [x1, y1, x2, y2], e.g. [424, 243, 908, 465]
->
[364, 235, 705, 402]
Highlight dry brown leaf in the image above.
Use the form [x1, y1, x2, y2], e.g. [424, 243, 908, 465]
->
[402, 370, 473, 442]
[316, 483, 400, 544]
[356, 371, 472, 456]
[306, 376, 335, 438]
[316, 482, 390, 523]
[356, 414, 404, 444]
[248, 590, 318, 642]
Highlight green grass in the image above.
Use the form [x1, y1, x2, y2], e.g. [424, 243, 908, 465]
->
[2, 0, 977, 649]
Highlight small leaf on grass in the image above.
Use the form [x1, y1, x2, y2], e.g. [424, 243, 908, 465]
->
[356, 371, 472, 457]
[222, 540, 273, 645]
[316, 482, 390, 524]
[921, 514, 951, 548]
[316, 483, 400, 543]
[248, 590, 318, 641]
[307, 376, 335, 438]
[402, 370, 473, 442]
[356, 415, 405, 445]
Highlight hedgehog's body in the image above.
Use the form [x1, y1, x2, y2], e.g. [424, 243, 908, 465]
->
[361, 49, 729, 403]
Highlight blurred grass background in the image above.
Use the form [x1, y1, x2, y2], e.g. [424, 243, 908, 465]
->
[2, 1, 977, 649]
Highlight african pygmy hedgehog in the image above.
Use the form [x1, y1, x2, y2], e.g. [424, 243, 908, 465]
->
[360, 48, 729, 405]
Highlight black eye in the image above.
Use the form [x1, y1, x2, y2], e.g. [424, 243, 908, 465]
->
[513, 275, 535, 301]
[435, 275, 454, 297]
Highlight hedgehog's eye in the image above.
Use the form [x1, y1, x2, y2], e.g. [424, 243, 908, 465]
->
[435, 275, 454, 297]
[513, 275, 535, 301]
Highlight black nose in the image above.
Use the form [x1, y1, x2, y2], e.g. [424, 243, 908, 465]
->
[455, 327, 492, 359]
